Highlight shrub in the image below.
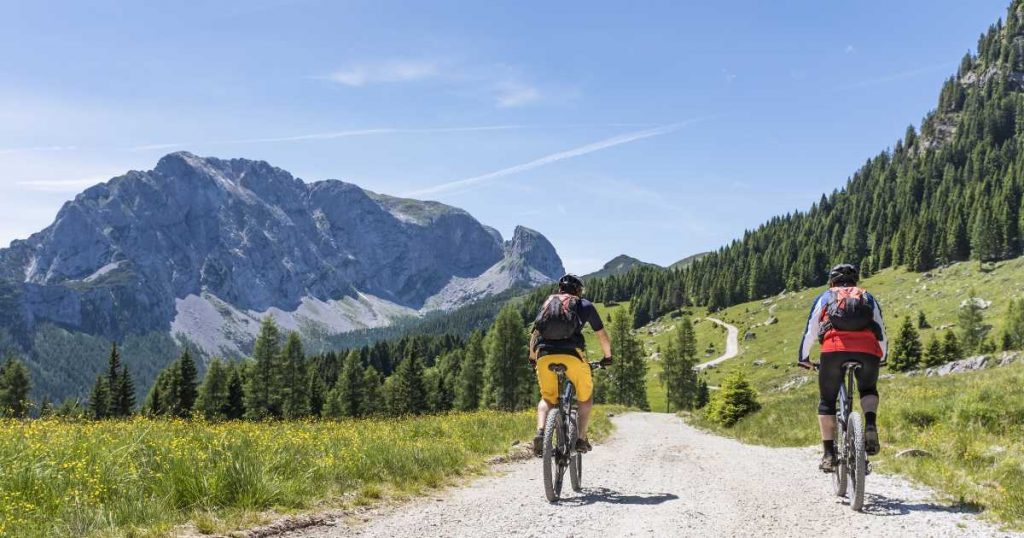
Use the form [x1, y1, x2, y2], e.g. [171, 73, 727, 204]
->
[705, 371, 760, 427]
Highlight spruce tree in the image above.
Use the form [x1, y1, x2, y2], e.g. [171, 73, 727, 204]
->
[695, 376, 710, 409]
[454, 331, 485, 411]
[481, 304, 532, 411]
[281, 332, 309, 419]
[360, 365, 384, 416]
[306, 368, 326, 417]
[386, 356, 426, 415]
[958, 292, 988, 353]
[335, 350, 365, 417]
[244, 317, 282, 419]
[176, 350, 199, 418]
[196, 358, 230, 420]
[89, 375, 111, 419]
[114, 365, 135, 417]
[0, 358, 31, 418]
[889, 316, 923, 372]
[105, 342, 122, 397]
[226, 364, 246, 419]
[942, 330, 963, 362]
[660, 318, 699, 411]
[917, 311, 930, 329]
[924, 337, 945, 367]
[604, 308, 650, 410]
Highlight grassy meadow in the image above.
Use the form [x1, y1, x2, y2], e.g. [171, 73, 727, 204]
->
[0, 408, 618, 537]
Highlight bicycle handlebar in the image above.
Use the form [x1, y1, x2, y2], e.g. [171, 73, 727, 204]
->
[799, 361, 820, 372]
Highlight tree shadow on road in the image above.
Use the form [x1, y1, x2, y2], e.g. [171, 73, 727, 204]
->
[855, 493, 982, 517]
[560, 487, 679, 507]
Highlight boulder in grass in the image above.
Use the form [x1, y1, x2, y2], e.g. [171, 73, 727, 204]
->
[896, 448, 932, 458]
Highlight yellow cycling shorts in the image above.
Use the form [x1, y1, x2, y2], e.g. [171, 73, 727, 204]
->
[536, 353, 593, 405]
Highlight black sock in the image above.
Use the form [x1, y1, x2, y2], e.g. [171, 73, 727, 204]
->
[823, 440, 835, 455]
[865, 412, 877, 427]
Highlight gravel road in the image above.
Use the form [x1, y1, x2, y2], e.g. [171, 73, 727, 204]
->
[697, 317, 740, 370]
[285, 413, 1016, 538]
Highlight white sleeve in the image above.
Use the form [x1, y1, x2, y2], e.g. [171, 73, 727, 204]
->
[872, 296, 887, 361]
[798, 294, 825, 363]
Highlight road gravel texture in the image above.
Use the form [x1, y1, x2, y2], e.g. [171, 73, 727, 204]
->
[285, 413, 1017, 538]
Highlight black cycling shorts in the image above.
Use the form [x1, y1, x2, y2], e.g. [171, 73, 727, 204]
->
[817, 351, 880, 416]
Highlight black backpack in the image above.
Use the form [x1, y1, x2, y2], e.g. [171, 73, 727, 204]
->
[819, 286, 873, 338]
[535, 293, 582, 340]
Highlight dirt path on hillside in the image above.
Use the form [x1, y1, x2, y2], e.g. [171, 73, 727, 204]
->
[282, 413, 1014, 538]
[696, 317, 740, 370]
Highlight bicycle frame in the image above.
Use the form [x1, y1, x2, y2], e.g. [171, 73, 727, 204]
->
[836, 363, 858, 431]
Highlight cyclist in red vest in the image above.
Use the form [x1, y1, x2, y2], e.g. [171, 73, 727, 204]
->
[798, 264, 887, 472]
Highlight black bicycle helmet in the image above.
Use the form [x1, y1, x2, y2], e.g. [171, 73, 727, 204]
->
[558, 274, 584, 295]
[828, 263, 859, 286]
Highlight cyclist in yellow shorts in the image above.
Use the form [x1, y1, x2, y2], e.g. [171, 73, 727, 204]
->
[529, 274, 612, 456]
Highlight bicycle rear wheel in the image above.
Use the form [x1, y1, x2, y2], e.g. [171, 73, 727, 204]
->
[832, 417, 848, 497]
[848, 412, 867, 511]
[543, 409, 566, 502]
[568, 410, 582, 492]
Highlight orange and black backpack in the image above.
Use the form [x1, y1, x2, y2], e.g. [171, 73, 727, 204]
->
[818, 286, 873, 339]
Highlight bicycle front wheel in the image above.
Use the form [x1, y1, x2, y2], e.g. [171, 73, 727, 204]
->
[832, 417, 848, 497]
[847, 412, 867, 511]
[568, 410, 582, 492]
[543, 409, 566, 502]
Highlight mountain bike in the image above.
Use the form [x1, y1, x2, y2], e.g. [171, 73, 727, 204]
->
[542, 360, 601, 502]
[811, 360, 868, 511]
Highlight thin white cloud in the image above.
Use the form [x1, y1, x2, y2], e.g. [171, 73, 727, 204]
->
[836, 62, 954, 90]
[16, 176, 112, 193]
[495, 83, 542, 108]
[127, 124, 658, 152]
[328, 59, 440, 87]
[0, 145, 78, 155]
[406, 121, 698, 197]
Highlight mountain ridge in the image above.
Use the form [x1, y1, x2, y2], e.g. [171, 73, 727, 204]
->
[0, 152, 564, 399]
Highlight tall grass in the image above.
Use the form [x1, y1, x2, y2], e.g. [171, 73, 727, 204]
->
[0, 408, 617, 537]
[690, 362, 1024, 526]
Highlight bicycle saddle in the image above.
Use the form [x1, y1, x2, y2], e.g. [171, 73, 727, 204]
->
[548, 364, 568, 373]
[841, 361, 862, 370]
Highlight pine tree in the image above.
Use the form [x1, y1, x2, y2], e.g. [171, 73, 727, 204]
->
[942, 330, 963, 362]
[306, 368, 326, 417]
[454, 331, 485, 411]
[114, 365, 135, 417]
[334, 350, 365, 417]
[1002, 297, 1024, 349]
[0, 357, 31, 418]
[890, 316, 923, 372]
[89, 374, 111, 419]
[386, 356, 426, 415]
[924, 337, 945, 367]
[660, 318, 700, 411]
[196, 358, 230, 420]
[360, 365, 384, 416]
[695, 376, 710, 409]
[144, 376, 164, 416]
[603, 308, 650, 410]
[281, 332, 309, 419]
[105, 342, 122, 397]
[917, 310, 930, 329]
[481, 304, 532, 411]
[244, 317, 282, 420]
[958, 292, 988, 353]
[175, 350, 199, 418]
[226, 364, 246, 420]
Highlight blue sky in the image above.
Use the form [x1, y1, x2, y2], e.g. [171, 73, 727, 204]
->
[0, 0, 1011, 273]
